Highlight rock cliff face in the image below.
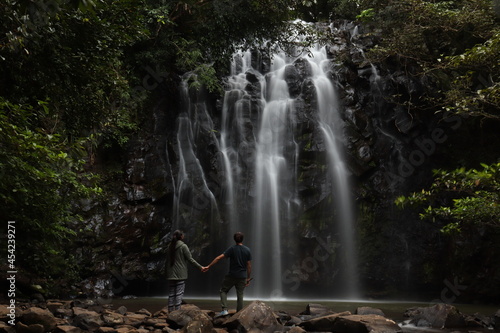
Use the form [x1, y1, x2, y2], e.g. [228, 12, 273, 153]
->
[76, 21, 482, 300]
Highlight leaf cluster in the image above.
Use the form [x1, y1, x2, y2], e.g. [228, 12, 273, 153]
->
[395, 162, 500, 233]
[358, 0, 499, 119]
[0, 0, 147, 137]
[0, 98, 102, 280]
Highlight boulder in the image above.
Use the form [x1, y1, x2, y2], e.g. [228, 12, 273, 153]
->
[404, 304, 465, 328]
[300, 311, 351, 331]
[101, 310, 125, 326]
[332, 314, 402, 333]
[143, 318, 168, 327]
[166, 304, 213, 333]
[355, 307, 385, 317]
[464, 313, 492, 328]
[302, 303, 334, 316]
[15, 322, 44, 333]
[123, 313, 148, 327]
[114, 325, 136, 333]
[54, 308, 74, 319]
[19, 307, 58, 332]
[72, 307, 104, 331]
[95, 328, 116, 333]
[288, 326, 307, 333]
[136, 308, 152, 317]
[55, 325, 82, 333]
[223, 300, 282, 333]
[0, 304, 18, 324]
[494, 309, 500, 329]
[275, 310, 292, 324]
[46, 302, 65, 314]
[183, 319, 213, 333]
[286, 316, 302, 326]
[405, 303, 465, 328]
[0, 320, 15, 333]
[116, 306, 127, 315]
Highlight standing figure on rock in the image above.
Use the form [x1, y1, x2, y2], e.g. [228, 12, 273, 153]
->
[205, 232, 252, 315]
[166, 230, 206, 312]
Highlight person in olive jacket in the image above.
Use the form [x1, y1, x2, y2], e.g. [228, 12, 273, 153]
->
[166, 230, 206, 311]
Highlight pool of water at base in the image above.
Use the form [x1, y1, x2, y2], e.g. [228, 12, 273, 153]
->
[109, 297, 499, 332]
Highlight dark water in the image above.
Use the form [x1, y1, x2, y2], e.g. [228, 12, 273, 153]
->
[109, 297, 499, 332]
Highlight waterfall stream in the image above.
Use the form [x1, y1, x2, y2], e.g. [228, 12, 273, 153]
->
[174, 35, 359, 299]
[220, 43, 358, 298]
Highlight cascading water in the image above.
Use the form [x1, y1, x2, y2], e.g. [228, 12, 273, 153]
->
[310, 48, 359, 299]
[173, 26, 360, 299]
[174, 78, 220, 231]
[218, 41, 359, 298]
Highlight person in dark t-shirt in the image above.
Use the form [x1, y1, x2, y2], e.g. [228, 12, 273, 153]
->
[205, 232, 252, 315]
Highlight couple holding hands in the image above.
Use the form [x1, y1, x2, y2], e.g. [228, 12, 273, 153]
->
[166, 230, 252, 315]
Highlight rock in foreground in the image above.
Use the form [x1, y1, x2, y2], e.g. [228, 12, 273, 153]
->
[404, 303, 465, 328]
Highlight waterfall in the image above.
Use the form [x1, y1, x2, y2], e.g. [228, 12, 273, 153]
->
[174, 34, 359, 299]
[173, 78, 220, 231]
[218, 43, 359, 298]
[309, 48, 359, 299]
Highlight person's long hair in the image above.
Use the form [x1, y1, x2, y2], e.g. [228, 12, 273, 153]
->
[169, 230, 184, 266]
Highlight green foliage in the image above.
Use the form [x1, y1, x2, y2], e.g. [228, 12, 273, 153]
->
[395, 162, 500, 233]
[442, 30, 500, 119]
[357, 0, 499, 124]
[0, 98, 102, 280]
[360, 0, 496, 65]
[294, 0, 359, 21]
[0, 0, 147, 137]
[356, 8, 375, 22]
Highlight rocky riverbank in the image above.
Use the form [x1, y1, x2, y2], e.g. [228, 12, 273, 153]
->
[1, 299, 499, 333]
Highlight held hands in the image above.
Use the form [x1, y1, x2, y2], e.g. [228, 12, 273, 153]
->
[201, 266, 209, 273]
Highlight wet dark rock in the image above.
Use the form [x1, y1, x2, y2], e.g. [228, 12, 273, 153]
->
[331, 314, 402, 333]
[19, 307, 57, 332]
[301, 303, 334, 316]
[222, 300, 282, 333]
[101, 310, 124, 326]
[464, 312, 493, 328]
[72, 307, 104, 331]
[288, 326, 307, 333]
[116, 306, 127, 315]
[293, 58, 314, 80]
[15, 322, 45, 333]
[285, 316, 302, 326]
[123, 312, 149, 327]
[54, 325, 82, 333]
[404, 304, 466, 328]
[275, 311, 292, 325]
[0, 321, 15, 333]
[284, 64, 302, 98]
[300, 311, 351, 331]
[355, 307, 385, 317]
[3, 301, 499, 333]
[166, 304, 212, 332]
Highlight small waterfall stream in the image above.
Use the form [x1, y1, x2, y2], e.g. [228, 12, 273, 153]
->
[174, 79, 220, 230]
